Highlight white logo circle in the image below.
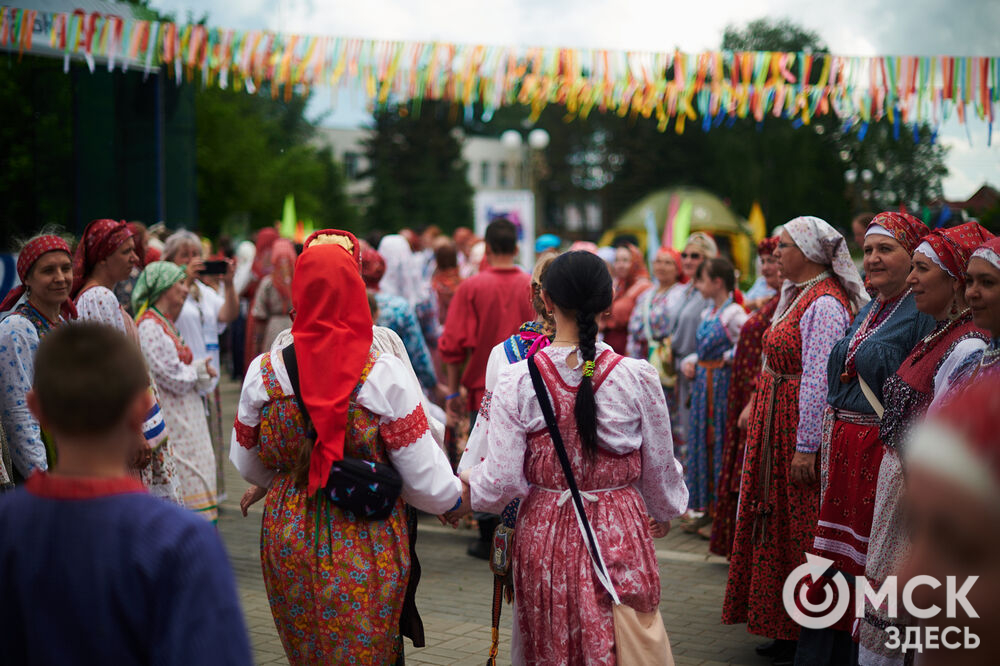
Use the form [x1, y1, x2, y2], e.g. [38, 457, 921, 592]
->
[783, 554, 852, 630]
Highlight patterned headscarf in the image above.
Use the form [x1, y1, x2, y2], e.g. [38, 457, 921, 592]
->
[71, 219, 134, 298]
[914, 222, 995, 286]
[291, 230, 373, 495]
[866, 212, 929, 255]
[0, 235, 76, 318]
[780, 216, 870, 315]
[684, 231, 719, 259]
[971, 236, 1000, 272]
[131, 261, 187, 318]
[361, 248, 387, 289]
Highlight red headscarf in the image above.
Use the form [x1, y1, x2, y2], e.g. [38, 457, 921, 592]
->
[269, 239, 296, 305]
[867, 212, 929, 255]
[292, 230, 373, 495]
[128, 223, 146, 265]
[360, 248, 387, 289]
[251, 227, 280, 280]
[758, 236, 779, 256]
[0, 235, 77, 318]
[71, 219, 134, 298]
[916, 222, 995, 286]
[617, 243, 649, 291]
[656, 246, 687, 284]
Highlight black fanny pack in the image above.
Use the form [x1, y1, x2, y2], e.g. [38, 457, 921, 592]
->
[282, 344, 403, 520]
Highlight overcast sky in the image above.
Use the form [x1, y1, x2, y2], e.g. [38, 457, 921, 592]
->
[153, 0, 999, 199]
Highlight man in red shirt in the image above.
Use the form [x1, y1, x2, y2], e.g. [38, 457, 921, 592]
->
[439, 219, 533, 558]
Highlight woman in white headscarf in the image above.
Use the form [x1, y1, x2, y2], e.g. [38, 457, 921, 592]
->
[722, 216, 867, 660]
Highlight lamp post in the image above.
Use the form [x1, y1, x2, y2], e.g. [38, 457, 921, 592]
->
[500, 127, 550, 229]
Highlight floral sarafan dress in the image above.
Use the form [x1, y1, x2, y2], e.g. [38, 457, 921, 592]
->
[231, 346, 460, 665]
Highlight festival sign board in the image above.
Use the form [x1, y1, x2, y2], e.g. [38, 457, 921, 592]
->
[474, 190, 535, 270]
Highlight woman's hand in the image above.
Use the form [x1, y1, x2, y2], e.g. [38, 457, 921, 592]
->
[737, 401, 753, 431]
[131, 440, 153, 470]
[185, 257, 204, 282]
[648, 516, 671, 538]
[681, 360, 696, 380]
[206, 360, 218, 378]
[240, 485, 268, 516]
[790, 452, 817, 486]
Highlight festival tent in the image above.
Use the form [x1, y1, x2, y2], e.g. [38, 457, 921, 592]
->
[601, 188, 755, 277]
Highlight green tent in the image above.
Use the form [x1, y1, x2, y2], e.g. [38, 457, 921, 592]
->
[603, 187, 754, 275]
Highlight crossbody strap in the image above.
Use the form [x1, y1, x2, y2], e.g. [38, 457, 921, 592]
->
[281, 343, 317, 438]
[527, 356, 621, 605]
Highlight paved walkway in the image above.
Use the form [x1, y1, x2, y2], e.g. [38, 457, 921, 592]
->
[217, 378, 768, 665]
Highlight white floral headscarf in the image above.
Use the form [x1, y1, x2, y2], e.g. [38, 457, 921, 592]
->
[777, 216, 870, 315]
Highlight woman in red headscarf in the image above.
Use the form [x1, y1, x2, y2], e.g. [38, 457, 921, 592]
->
[242, 227, 281, 373]
[860, 221, 993, 665]
[230, 230, 461, 665]
[599, 243, 652, 354]
[249, 239, 296, 358]
[0, 234, 75, 480]
[72, 219, 181, 504]
[797, 212, 935, 662]
[709, 236, 783, 555]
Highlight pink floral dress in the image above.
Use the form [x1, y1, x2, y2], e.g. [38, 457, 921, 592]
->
[468, 343, 688, 665]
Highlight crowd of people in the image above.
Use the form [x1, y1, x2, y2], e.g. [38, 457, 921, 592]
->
[0, 211, 998, 665]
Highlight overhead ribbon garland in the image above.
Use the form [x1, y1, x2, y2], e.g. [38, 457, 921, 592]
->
[1, 6, 997, 140]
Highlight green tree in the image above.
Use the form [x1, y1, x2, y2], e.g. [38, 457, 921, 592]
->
[364, 101, 474, 232]
[195, 85, 357, 238]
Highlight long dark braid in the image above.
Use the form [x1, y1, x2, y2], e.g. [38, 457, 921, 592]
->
[542, 251, 613, 457]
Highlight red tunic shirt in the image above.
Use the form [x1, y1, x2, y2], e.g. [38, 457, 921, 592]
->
[438, 266, 534, 410]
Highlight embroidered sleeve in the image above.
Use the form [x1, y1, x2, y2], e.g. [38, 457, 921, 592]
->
[233, 420, 260, 449]
[382, 406, 430, 450]
[357, 354, 461, 513]
[797, 296, 851, 453]
[933, 337, 987, 401]
[0, 317, 47, 476]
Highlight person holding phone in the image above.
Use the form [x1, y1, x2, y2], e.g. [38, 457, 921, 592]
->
[164, 231, 238, 499]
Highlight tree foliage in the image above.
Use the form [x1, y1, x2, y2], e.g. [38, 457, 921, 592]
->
[364, 101, 474, 233]
[194, 86, 357, 239]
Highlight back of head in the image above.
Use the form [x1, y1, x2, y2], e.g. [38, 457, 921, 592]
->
[434, 239, 458, 270]
[34, 323, 149, 436]
[697, 257, 736, 292]
[485, 219, 518, 256]
[542, 251, 613, 455]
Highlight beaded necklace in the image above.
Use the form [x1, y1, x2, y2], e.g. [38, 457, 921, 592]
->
[906, 310, 973, 366]
[980, 340, 1000, 368]
[771, 271, 831, 327]
[840, 288, 911, 383]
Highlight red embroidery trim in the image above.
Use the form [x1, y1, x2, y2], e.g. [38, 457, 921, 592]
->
[25, 471, 145, 499]
[234, 419, 260, 449]
[382, 405, 429, 451]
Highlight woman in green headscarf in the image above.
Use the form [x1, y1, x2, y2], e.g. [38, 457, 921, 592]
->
[134, 262, 220, 522]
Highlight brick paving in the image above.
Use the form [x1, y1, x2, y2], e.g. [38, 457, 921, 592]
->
[217, 378, 769, 665]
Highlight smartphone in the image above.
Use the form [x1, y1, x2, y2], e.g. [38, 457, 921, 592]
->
[199, 260, 228, 275]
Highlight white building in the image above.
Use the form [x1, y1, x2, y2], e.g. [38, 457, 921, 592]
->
[315, 127, 530, 212]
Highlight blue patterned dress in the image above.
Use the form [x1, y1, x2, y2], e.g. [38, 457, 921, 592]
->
[686, 300, 742, 512]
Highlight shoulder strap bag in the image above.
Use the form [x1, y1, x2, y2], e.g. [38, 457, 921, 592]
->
[527, 356, 674, 665]
[281, 343, 403, 520]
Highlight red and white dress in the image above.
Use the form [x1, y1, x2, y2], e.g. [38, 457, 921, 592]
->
[468, 343, 688, 665]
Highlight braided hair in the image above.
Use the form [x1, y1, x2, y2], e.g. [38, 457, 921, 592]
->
[541, 251, 613, 456]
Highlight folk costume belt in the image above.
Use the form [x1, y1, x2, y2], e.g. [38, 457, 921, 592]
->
[536, 485, 629, 506]
[832, 408, 881, 427]
[752, 362, 801, 545]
